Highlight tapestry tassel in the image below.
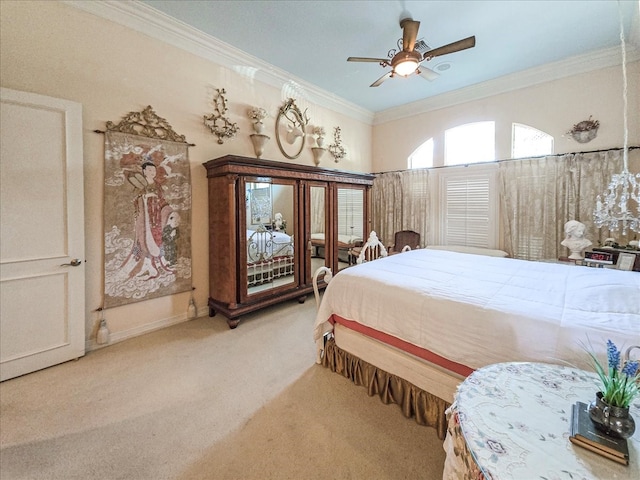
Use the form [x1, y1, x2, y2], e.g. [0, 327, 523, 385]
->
[96, 307, 110, 345]
[188, 287, 197, 320]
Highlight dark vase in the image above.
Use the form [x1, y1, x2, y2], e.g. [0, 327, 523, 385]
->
[588, 391, 636, 439]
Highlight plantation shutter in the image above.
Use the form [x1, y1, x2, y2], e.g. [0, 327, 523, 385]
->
[337, 188, 364, 239]
[441, 174, 492, 248]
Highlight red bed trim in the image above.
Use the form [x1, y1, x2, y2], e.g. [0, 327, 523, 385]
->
[328, 314, 474, 378]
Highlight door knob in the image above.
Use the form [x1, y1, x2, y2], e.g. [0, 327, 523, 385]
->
[60, 259, 82, 267]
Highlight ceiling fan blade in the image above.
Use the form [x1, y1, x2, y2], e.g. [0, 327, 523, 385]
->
[418, 66, 440, 81]
[423, 36, 476, 60]
[347, 56, 390, 63]
[370, 71, 392, 87]
[400, 18, 420, 52]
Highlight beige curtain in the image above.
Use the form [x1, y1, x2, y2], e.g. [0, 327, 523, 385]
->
[372, 169, 429, 247]
[499, 155, 570, 260]
[500, 149, 636, 260]
[310, 186, 325, 234]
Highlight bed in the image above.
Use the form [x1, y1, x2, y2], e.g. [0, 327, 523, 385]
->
[313, 248, 640, 438]
[246, 227, 294, 287]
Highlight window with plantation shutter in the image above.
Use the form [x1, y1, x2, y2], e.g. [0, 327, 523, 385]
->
[438, 166, 498, 248]
[337, 187, 364, 240]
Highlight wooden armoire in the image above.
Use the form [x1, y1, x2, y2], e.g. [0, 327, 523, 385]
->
[203, 155, 374, 328]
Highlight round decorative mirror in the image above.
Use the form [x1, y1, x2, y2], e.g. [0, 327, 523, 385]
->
[275, 98, 308, 159]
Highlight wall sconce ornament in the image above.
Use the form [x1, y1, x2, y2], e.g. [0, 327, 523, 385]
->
[567, 116, 599, 143]
[312, 126, 326, 147]
[250, 132, 270, 159]
[311, 126, 327, 166]
[275, 98, 309, 159]
[328, 126, 346, 162]
[311, 147, 326, 166]
[203, 88, 239, 144]
[246, 105, 270, 158]
[247, 106, 268, 134]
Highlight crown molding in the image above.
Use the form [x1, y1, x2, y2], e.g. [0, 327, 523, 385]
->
[374, 44, 640, 125]
[63, 0, 374, 124]
[64, 1, 637, 128]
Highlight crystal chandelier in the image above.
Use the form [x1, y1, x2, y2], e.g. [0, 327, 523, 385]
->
[594, 169, 640, 234]
[593, 6, 640, 235]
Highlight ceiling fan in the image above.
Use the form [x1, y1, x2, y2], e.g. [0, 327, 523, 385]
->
[347, 18, 476, 87]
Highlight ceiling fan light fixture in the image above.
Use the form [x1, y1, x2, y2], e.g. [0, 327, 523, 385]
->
[391, 50, 421, 77]
[347, 19, 475, 87]
[394, 58, 418, 76]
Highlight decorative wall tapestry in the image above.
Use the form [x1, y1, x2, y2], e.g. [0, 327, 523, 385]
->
[102, 106, 192, 308]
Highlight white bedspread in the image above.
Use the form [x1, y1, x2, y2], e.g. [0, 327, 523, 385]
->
[314, 249, 640, 372]
[247, 229, 291, 245]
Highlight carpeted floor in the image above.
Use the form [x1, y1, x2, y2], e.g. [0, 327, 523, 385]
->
[0, 299, 446, 479]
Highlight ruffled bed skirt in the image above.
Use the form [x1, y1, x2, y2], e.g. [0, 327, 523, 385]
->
[322, 337, 450, 440]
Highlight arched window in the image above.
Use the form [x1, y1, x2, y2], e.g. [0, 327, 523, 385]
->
[444, 121, 495, 165]
[408, 138, 434, 169]
[512, 123, 554, 158]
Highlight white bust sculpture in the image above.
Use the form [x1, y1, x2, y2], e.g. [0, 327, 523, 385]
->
[561, 220, 592, 260]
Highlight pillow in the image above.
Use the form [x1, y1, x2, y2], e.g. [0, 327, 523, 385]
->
[426, 245, 509, 258]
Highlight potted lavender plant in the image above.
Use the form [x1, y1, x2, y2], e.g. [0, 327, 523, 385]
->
[585, 340, 639, 438]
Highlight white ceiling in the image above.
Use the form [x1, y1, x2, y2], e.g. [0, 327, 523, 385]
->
[136, 1, 639, 115]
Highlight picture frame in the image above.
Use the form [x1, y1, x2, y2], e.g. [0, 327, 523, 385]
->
[249, 185, 272, 225]
[616, 252, 636, 271]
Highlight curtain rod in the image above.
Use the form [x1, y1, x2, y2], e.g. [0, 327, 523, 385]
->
[374, 145, 640, 175]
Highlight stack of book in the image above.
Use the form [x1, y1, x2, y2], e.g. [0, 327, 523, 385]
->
[569, 401, 629, 465]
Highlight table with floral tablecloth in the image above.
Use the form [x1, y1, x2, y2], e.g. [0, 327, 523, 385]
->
[443, 362, 639, 479]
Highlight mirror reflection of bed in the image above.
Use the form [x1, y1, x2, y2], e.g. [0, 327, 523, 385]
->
[246, 226, 295, 293]
[246, 181, 295, 295]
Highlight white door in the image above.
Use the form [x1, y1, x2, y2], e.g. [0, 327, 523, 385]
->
[0, 88, 85, 381]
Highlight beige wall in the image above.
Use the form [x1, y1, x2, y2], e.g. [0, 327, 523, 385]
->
[3, 1, 638, 347]
[372, 61, 640, 172]
[0, 1, 372, 346]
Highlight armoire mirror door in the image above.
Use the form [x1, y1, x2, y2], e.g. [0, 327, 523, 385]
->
[243, 178, 296, 299]
[336, 186, 365, 271]
[308, 183, 329, 282]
